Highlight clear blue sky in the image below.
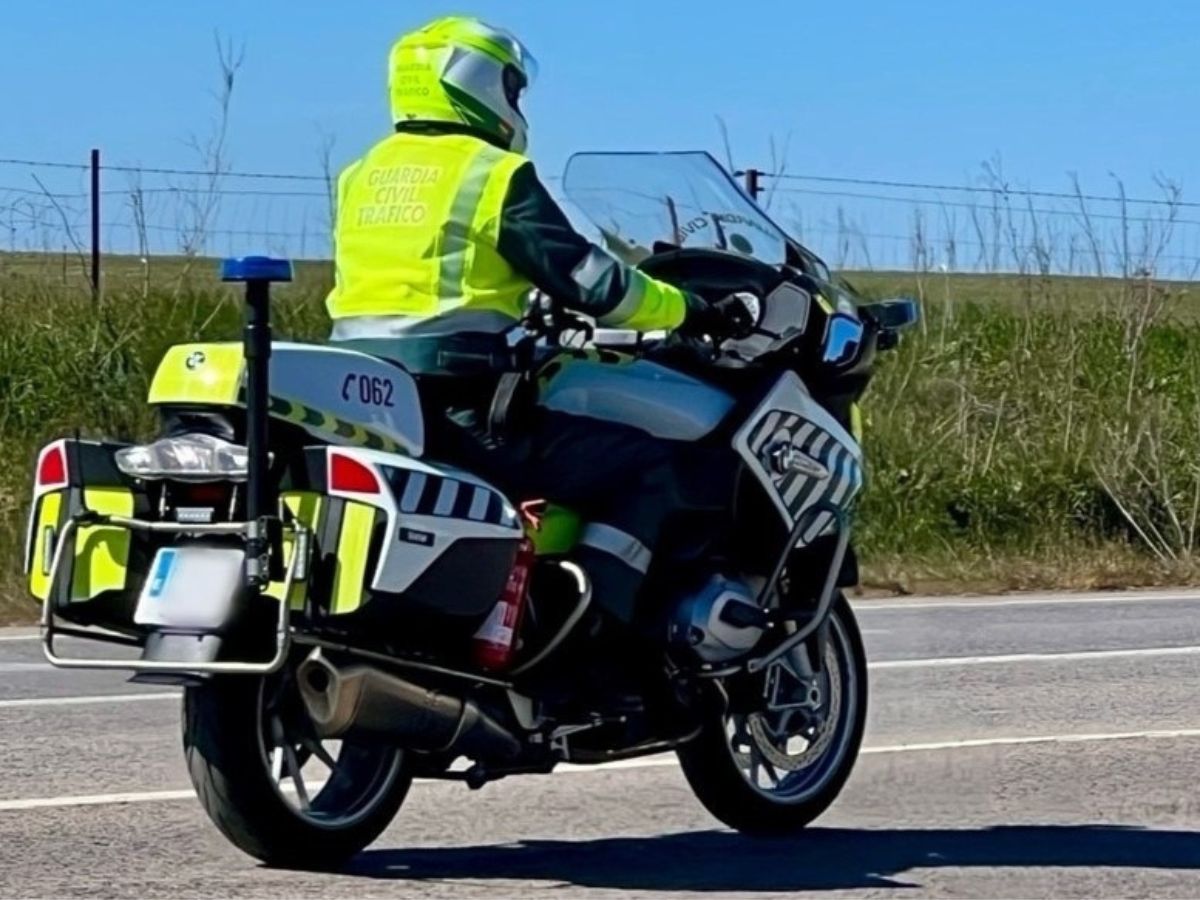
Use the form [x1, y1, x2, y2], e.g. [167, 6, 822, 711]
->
[2, 0, 1197, 195]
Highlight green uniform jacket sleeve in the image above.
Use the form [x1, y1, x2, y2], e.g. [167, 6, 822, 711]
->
[496, 161, 693, 331]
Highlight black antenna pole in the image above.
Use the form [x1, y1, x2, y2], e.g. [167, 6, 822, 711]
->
[220, 256, 292, 589]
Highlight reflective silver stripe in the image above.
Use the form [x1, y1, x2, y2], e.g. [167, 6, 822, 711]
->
[807, 449, 861, 543]
[827, 449, 859, 509]
[572, 246, 619, 292]
[579, 523, 652, 574]
[330, 310, 516, 340]
[438, 144, 506, 302]
[751, 411, 784, 451]
[775, 423, 815, 496]
[597, 270, 647, 327]
[791, 422, 817, 454]
[803, 445, 849, 543]
[784, 430, 830, 505]
[434, 480, 460, 516]
[803, 511, 835, 544]
[400, 472, 427, 513]
[468, 485, 491, 521]
[790, 439, 838, 515]
[799, 441, 860, 544]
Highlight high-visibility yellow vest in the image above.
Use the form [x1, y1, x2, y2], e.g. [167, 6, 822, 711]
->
[326, 132, 532, 322]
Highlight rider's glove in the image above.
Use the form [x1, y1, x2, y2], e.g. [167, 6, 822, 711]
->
[682, 291, 760, 340]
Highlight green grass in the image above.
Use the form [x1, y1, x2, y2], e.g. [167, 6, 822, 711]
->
[1, 253, 1198, 620]
[0, 255, 331, 622]
[852, 268, 1200, 593]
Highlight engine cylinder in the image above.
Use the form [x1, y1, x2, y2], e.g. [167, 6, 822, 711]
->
[668, 575, 766, 664]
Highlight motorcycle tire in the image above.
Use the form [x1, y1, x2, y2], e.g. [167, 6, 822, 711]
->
[182, 674, 411, 868]
[676, 591, 868, 835]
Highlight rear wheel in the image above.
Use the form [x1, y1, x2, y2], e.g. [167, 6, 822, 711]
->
[182, 667, 411, 868]
[676, 592, 867, 835]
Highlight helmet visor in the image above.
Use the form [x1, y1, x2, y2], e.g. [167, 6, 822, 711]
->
[471, 21, 538, 85]
[517, 45, 538, 86]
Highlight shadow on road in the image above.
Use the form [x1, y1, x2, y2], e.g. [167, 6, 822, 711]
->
[345, 825, 1200, 891]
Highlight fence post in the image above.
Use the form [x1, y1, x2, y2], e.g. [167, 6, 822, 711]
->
[90, 148, 101, 300]
[744, 167, 762, 201]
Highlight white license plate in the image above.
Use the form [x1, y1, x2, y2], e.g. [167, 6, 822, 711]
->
[134, 546, 244, 629]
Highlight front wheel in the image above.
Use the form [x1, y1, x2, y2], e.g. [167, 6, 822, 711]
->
[677, 592, 867, 835]
[182, 669, 411, 868]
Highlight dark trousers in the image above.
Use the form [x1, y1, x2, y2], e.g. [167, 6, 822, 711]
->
[415, 375, 731, 624]
[327, 330, 732, 625]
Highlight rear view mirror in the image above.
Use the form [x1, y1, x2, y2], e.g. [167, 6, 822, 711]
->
[862, 297, 920, 331]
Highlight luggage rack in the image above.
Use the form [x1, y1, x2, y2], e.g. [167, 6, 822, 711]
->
[39, 510, 305, 675]
[41, 257, 301, 676]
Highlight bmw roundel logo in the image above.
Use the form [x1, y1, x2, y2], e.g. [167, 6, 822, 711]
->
[185, 351, 207, 370]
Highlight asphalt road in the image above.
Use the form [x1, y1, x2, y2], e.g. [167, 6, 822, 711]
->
[2, 588, 1200, 898]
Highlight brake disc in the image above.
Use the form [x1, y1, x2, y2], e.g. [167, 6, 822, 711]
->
[746, 712, 807, 770]
[745, 646, 843, 771]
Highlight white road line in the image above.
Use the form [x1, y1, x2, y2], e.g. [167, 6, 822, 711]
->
[4, 726, 1199, 813]
[870, 643, 1200, 670]
[857, 590, 1200, 612]
[0, 779, 323, 813]
[0, 692, 180, 710]
[1, 587, 1197, 639]
[0, 788, 198, 812]
[0, 663, 52, 673]
[4, 643, 1199, 711]
[3, 588, 1199, 646]
[860, 728, 1200, 755]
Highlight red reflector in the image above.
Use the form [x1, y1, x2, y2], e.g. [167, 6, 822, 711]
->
[176, 483, 230, 505]
[329, 453, 380, 494]
[37, 444, 67, 489]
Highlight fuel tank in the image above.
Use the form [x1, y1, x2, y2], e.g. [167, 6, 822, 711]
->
[537, 354, 735, 441]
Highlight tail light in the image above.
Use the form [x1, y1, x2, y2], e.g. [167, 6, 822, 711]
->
[35, 441, 68, 494]
[472, 538, 536, 672]
[328, 451, 381, 495]
[28, 440, 69, 574]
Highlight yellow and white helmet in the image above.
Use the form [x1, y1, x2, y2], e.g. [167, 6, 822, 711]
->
[389, 17, 537, 154]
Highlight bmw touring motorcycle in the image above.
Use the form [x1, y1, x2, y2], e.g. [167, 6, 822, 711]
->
[26, 151, 916, 865]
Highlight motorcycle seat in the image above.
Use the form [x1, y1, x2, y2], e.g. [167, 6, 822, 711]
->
[329, 334, 515, 377]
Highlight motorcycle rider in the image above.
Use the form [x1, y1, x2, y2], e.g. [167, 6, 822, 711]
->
[326, 17, 754, 630]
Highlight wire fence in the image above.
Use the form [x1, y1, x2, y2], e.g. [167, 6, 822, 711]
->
[754, 168, 1200, 280]
[3, 152, 1199, 281]
[0, 154, 335, 263]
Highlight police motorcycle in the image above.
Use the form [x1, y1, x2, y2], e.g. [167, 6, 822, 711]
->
[25, 150, 917, 866]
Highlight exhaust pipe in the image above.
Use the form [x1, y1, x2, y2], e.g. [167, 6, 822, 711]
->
[296, 655, 522, 760]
